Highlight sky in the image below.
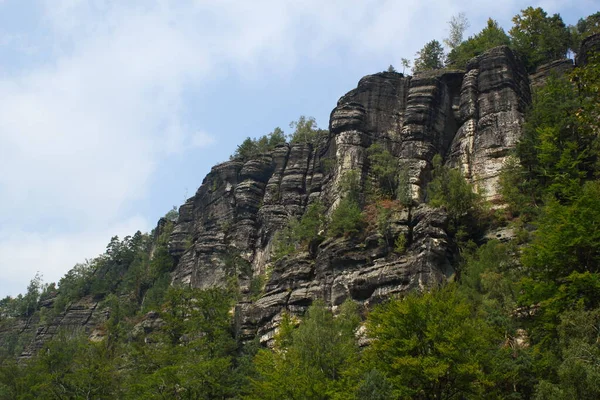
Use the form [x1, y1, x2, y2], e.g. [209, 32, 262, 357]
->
[0, 0, 597, 298]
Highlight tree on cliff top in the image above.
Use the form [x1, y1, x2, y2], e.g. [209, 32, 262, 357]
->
[446, 18, 511, 69]
[444, 12, 470, 50]
[509, 7, 571, 71]
[413, 40, 445, 74]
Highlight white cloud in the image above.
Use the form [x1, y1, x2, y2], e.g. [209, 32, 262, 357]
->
[0, 216, 149, 297]
[0, 0, 589, 297]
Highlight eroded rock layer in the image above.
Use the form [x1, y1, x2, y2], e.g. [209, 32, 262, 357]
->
[166, 45, 533, 342]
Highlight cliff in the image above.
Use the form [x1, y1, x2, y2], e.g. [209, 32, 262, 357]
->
[167, 45, 533, 343]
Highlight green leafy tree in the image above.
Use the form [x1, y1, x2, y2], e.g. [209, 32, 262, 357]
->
[521, 181, 600, 282]
[248, 300, 360, 399]
[509, 7, 572, 71]
[272, 201, 326, 260]
[571, 12, 600, 54]
[289, 116, 327, 145]
[426, 154, 481, 236]
[533, 308, 600, 400]
[367, 143, 399, 198]
[127, 287, 239, 399]
[329, 171, 365, 238]
[413, 40, 445, 73]
[231, 127, 288, 161]
[164, 206, 178, 222]
[447, 18, 511, 69]
[364, 286, 495, 399]
[515, 72, 597, 205]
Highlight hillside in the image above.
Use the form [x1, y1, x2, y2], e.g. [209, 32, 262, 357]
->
[1, 9, 600, 399]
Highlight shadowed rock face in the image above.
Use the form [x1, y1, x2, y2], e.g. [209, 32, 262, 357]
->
[0, 296, 109, 358]
[166, 45, 533, 343]
[576, 33, 600, 67]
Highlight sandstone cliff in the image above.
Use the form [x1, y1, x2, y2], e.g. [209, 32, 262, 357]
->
[166, 45, 534, 343]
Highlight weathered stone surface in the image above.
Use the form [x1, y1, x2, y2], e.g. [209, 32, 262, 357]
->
[164, 45, 534, 343]
[530, 59, 574, 88]
[448, 46, 531, 202]
[576, 33, 600, 66]
[16, 296, 108, 358]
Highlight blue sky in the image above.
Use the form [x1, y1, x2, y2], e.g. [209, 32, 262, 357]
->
[0, 0, 597, 298]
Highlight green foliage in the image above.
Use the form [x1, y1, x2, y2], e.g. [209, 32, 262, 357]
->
[0, 330, 121, 400]
[231, 127, 287, 161]
[164, 205, 178, 222]
[520, 75, 595, 203]
[427, 154, 481, 235]
[367, 142, 399, 198]
[509, 7, 572, 72]
[289, 116, 328, 145]
[329, 197, 364, 238]
[248, 300, 360, 399]
[413, 39, 445, 73]
[272, 201, 326, 260]
[533, 308, 600, 399]
[401, 58, 411, 74]
[447, 18, 511, 69]
[364, 286, 495, 399]
[571, 12, 600, 53]
[127, 287, 240, 399]
[386, 64, 396, 73]
[394, 233, 407, 254]
[498, 156, 537, 218]
[521, 181, 600, 282]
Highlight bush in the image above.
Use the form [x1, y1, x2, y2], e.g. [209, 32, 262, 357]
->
[426, 154, 481, 234]
[271, 201, 326, 260]
[328, 197, 364, 238]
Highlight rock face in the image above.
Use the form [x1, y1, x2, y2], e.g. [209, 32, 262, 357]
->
[166, 45, 533, 343]
[576, 33, 600, 67]
[0, 296, 108, 358]
[446, 46, 530, 202]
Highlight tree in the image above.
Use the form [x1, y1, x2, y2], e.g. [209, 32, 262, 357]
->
[230, 127, 288, 161]
[444, 12, 470, 50]
[248, 300, 360, 399]
[515, 71, 597, 204]
[364, 286, 495, 399]
[509, 7, 572, 71]
[386, 64, 396, 73]
[289, 116, 327, 145]
[521, 181, 600, 282]
[367, 143, 399, 198]
[571, 12, 600, 54]
[533, 308, 600, 400]
[164, 206, 178, 222]
[426, 154, 481, 236]
[401, 58, 411, 74]
[329, 171, 365, 238]
[413, 40, 445, 73]
[446, 18, 511, 69]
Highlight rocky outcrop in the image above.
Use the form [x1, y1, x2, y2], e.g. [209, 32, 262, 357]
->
[576, 33, 600, 66]
[15, 297, 107, 358]
[529, 59, 574, 88]
[447, 46, 530, 202]
[165, 45, 534, 344]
